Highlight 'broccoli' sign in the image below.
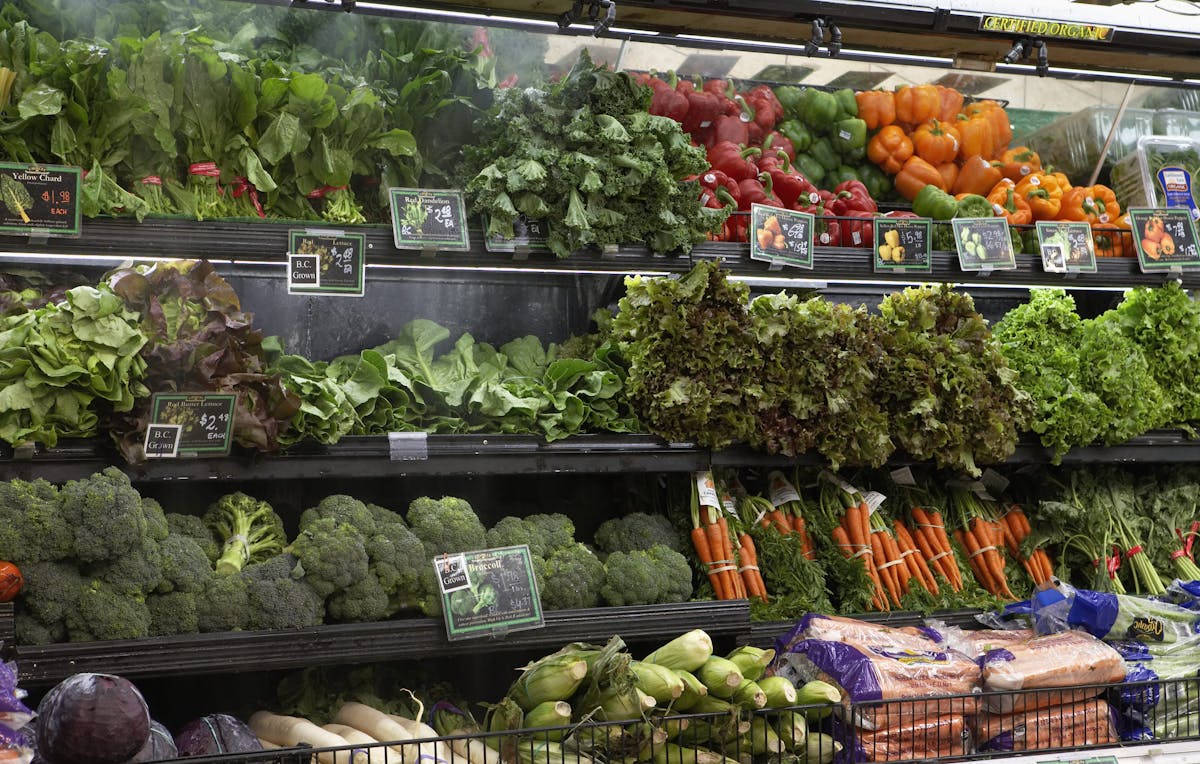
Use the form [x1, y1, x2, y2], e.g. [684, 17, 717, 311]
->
[436, 545, 544, 641]
[0, 162, 81, 236]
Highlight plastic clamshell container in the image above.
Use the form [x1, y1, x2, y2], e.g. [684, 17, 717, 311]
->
[1023, 106, 1155, 184]
[1152, 109, 1200, 139]
[1110, 134, 1200, 211]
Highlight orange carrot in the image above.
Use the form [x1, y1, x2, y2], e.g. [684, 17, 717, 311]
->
[793, 515, 815, 560]
[704, 521, 732, 600]
[691, 526, 725, 600]
[769, 509, 792, 536]
[895, 521, 938, 596]
[912, 507, 956, 590]
[717, 516, 745, 600]
[871, 532, 899, 608]
[975, 518, 1015, 599]
[832, 525, 855, 559]
[998, 514, 1021, 557]
[958, 527, 994, 595]
[930, 510, 963, 589]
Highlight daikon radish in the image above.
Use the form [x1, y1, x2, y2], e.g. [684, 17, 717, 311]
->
[334, 702, 424, 763]
[388, 714, 455, 764]
[323, 724, 384, 764]
[249, 711, 350, 764]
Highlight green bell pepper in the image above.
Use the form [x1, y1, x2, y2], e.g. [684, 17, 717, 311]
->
[933, 222, 956, 251]
[1019, 228, 1040, 256]
[777, 119, 813, 153]
[809, 137, 841, 172]
[1011, 226, 1026, 256]
[912, 184, 958, 221]
[800, 88, 840, 129]
[954, 194, 994, 219]
[828, 165, 861, 187]
[832, 118, 867, 155]
[793, 153, 826, 186]
[833, 88, 858, 120]
[774, 86, 806, 120]
[858, 163, 893, 200]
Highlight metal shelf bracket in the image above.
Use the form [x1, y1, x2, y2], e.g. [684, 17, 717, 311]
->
[558, 0, 617, 36]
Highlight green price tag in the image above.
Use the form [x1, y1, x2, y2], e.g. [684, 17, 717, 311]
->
[0, 162, 82, 237]
[952, 218, 1016, 271]
[148, 393, 237, 457]
[287, 230, 365, 296]
[1035, 221, 1097, 274]
[749, 204, 814, 269]
[1129, 207, 1200, 272]
[437, 545, 544, 641]
[389, 188, 470, 252]
[874, 218, 933, 273]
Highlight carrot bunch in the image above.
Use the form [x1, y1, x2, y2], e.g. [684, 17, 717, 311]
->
[867, 510, 912, 609]
[892, 518, 940, 597]
[906, 505, 964, 592]
[999, 505, 1055, 586]
[949, 488, 1018, 600]
[828, 493, 888, 611]
[765, 471, 815, 559]
[689, 473, 766, 602]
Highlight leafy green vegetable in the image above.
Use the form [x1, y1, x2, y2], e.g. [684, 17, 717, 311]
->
[1077, 315, 1167, 444]
[462, 49, 723, 257]
[0, 174, 31, 221]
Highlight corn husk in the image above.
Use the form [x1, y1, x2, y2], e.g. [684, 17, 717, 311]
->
[524, 701, 572, 741]
[794, 680, 840, 723]
[598, 687, 657, 721]
[731, 680, 766, 710]
[743, 717, 785, 756]
[758, 676, 797, 709]
[651, 744, 731, 764]
[799, 733, 841, 764]
[686, 714, 748, 745]
[487, 697, 526, 734]
[725, 647, 774, 682]
[510, 655, 590, 711]
[772, 711, 807, 751]
[520, 740, 596, 764]
[643, 630, 713, 672]
[696, 657, 743, 699]
[632, 661, 686, 703]
[568, 719, 661, 763]
[653, 717, 690, 742]
[673, 670, 708, 712]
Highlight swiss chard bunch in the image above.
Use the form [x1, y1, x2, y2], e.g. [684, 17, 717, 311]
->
[462, 49, 722, 257]
[878, 284, 1031, 476]
[993, 289, 1108, 461]
[104, 260, 300, 462]
[612, 262, 762, 449]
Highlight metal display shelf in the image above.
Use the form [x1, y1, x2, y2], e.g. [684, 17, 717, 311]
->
[9, 600, 750, 685]
[3, 431, 1200, 482]
[1, 217, 1189, 290]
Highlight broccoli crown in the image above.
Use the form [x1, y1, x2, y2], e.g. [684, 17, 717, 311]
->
[287, 516, 370, 598]
[157, 534, 215, 594]
[364, 524, 427, 612]
[243, 553, 326, 631]
[301, 495, 378, 535]
[147, 591, 199, 637]
[14, 613, 63, 645]
[166, 512, 219, 562]
[326, 574, 390, 624]
[142, 497, 170, 542]
[367, 502, 405, 528]
[196, 573, 250, 633]
[0, 478, 72, 565]
[204, 492, 287, 575]
[406, 496, 486, 554]
[593, 513, 683, 555]
[536, 542, 604, 611]
[486, 513, 576, 559]
[86, 537, 164, 597]
[600, 545, 693, 607]
[66, 580, 151, 642]
[18, 561, 85, 626]
[59, 468, 147, 564]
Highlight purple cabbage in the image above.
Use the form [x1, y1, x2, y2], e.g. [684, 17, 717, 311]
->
[36, 674, 150, 764]
[128, 721, 177, 763]
[173, 714, 262, 757]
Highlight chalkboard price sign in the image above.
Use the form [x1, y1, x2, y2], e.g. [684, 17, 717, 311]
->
[288, 230, 365, 296]
[485, 215, 551, 254]
[952, 218, 1016, 271]
[749, 204, 814, 269]
[437, 545, 544, 640]
[1129, 208, 1200, 272]
[142, 424, 182, 459]
[874, 218, 933, 273]
[148, 393, 237, 457]
[390, 188, 471, 251]
[1035, 221, 1097, 274]
[0, 162, 81, 236]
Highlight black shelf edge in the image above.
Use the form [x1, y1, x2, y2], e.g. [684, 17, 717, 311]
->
[2, 217, 1192, 290]
[11, 600, 750, 685]
[739, 608, 995, 649]
[2, 431, 1199, 482]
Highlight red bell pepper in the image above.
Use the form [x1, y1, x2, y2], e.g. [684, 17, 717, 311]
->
[884, 210, 919, 219]
[840, 210, 878, 248]
[762, 131, 796, 162]
[832, 179, 878, 214]
[794, 188, 833, 215]
[704, 78, 733, 99]
[681, 85, 725, 140]
[744, 87, 779, 134]
[816, 210, 841, 247]
[707, 141, 761, 182]
[697, 168, 740, 198]
[737, 173, 782, 211]
[761, 154, 815, 209]
[749, 84, 783, 118]
[710, 112, 751, 147]
[646, 72, 689, 123]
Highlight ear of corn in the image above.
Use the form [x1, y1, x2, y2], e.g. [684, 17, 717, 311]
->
[509, 656, 590, 710]
[643, 630, 713, 672]
[799, 733, 841, 764]
[632, 661, 686, 703]
[696, 657, 744, 699]
[523, 700, 572, 741]
[743, 717, 786, 756]
[597, 687, 657, 721]
[487, 697, 526, 734]
[673, 670, 708, 712]
[519, 740, 597, 764]
[651, 744, 728, 764]
[772, 711, 808, 751]
[725, 647, 774, 682]
[794, 680, 841, 722]
[688, 695, 737, 716]
[758, 676, 797, 709]
[731, 680, 766, 709]
[654, 717, 690, 742]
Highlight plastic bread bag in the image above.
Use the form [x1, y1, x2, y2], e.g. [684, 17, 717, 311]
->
[980, 630, 1125, 714]
[771, 615, 981, 730]
[835, 713, 971, 763]
[1033, 579, 1200, 643]
[973, 698, 1117, 752]
[0, 663, 31, 733]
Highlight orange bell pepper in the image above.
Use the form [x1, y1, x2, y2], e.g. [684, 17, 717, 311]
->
[894, 84, 940, 126]
[956, 113, 995, 159]
[1093, 213, 1132, 258]
[952, 154, 1004, 197]
[986, 179, 1032, 225]
[895, 155, 946, 201]
[935, 85, 965, 123]
[911, 120, 961, 165]
[1142, 212, 1166, 243]
[855, 90, 896, 131]
[936, 161, 959, 191]
[867, 124, 914, 175]
[998, 146, 1042, 182]
[1061, 184, 1121, 226]
[1015, 171, 1070, 220]
[965, 100, 1012, 157]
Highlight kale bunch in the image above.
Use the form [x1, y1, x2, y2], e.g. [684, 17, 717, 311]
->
[613, 262, 762, 449]
[877, 284, 1031, 476]
[993, 289, 1108, 461]
[462, 49, 722, 257]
